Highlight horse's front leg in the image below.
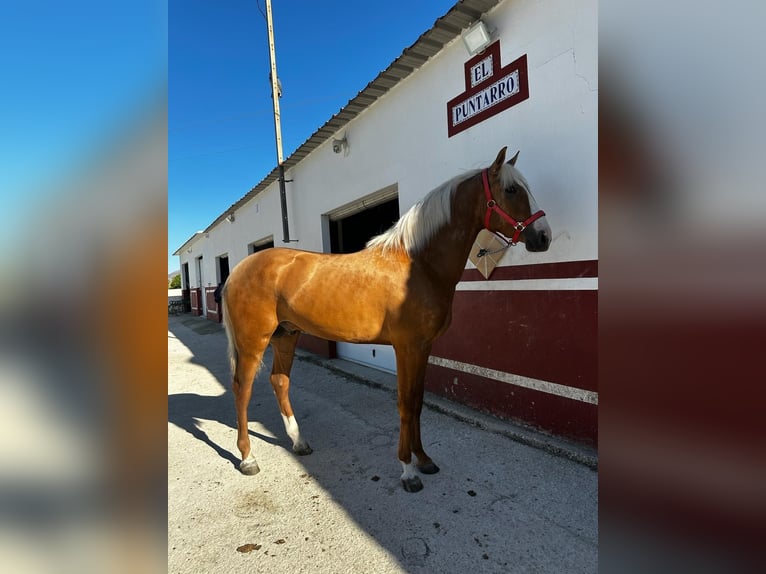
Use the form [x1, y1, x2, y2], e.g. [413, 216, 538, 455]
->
[394, 343, 437, 492]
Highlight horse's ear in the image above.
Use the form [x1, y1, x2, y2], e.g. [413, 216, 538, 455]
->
[490, 146, 507, 175]
[508, 150, 520, 166]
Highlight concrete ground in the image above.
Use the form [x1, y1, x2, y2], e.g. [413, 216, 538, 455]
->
[168, 314, 597, 573]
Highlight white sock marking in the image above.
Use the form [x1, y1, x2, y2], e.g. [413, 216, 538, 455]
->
[281, 414, 307, 449]
[400, 461, 417, 481]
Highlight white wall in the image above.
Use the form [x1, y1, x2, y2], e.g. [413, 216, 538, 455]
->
[178, 0, 597, 279]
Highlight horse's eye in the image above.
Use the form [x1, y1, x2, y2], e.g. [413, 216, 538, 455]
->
[506, 184, 517, 194]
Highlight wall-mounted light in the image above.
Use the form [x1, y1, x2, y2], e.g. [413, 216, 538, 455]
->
[226, 213, 235, 223]
[187, 248, 192, 253]
[462, 20, 492, 56]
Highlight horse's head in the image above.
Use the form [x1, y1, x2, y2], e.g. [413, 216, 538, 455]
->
[484, 147, 551, 252]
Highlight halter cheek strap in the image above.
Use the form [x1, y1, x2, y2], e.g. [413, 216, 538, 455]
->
[482, 169, 545, 245]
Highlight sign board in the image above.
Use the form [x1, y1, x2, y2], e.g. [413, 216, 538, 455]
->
[447, 41, 529, 137]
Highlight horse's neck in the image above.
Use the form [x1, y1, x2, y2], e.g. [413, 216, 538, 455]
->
[415, 178, 485, 288]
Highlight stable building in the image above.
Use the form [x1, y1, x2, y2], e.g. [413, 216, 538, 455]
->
[174, 0, 597, 445]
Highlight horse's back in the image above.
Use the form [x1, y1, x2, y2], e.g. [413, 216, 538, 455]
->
[229, 247, 344, 288]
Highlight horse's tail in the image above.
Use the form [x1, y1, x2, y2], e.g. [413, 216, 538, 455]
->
[221, 281, 238, 377]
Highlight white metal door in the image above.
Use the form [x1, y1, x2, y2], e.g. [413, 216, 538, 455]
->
[336, 342, 396, 374]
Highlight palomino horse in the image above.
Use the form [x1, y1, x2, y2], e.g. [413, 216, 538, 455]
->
[221, 147, 551, 492]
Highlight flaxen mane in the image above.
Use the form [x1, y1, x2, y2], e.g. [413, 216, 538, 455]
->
[366, 164, 523, 256]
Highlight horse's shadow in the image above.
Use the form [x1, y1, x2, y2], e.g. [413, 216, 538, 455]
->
[167, 316, 598, 573]
[168, 319, 284, 470]
[168, 392, 283, 469]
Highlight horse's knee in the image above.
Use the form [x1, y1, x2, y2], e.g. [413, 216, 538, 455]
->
[270, 373, 289, 392]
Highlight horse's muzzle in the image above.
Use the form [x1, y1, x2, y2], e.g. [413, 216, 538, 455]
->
[524, 229, 550, 252]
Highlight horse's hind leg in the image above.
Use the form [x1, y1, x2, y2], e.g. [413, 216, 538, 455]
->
[233, 345, 268, 475]
[270, 328, 312, 456]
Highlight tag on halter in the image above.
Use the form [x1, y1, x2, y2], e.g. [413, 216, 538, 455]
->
[469, 229, 509, 279]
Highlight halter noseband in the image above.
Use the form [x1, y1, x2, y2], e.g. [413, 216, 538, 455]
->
[482, 169, 545, 246]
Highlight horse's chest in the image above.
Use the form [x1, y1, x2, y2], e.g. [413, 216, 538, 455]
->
[394, 293, 452, 340]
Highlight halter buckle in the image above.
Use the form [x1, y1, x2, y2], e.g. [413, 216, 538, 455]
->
[514, 222, 526, 232]
[487, 199, 496, 208]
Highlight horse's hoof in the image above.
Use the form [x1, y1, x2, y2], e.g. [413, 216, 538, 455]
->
[401, 476, 424, 493]
[293, 443, 313, 456]
[240, 458, 261, 476]
[417, 461, 440, 475]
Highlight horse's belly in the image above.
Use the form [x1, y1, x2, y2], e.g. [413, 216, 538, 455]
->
[278, 282, 393, 344]
[274, 250, 406, 344]
[282, 306, 389, 343]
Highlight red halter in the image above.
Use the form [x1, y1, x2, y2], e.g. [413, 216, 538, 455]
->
[482, 169, 545, 246]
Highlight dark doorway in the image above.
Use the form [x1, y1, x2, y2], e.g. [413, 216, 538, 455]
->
[181, 262, 191, 312]
[330, 197, 400, 254]
[217, 255, 230, 285]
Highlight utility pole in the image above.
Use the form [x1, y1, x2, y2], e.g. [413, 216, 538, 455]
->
[265, 0, 291, 242]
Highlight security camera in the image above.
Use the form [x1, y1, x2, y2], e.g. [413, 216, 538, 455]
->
[332, 136, 348, 155]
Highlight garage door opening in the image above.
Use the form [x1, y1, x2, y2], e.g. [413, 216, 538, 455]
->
[325, 184, 399, 373]
[329, 197, 400, 254]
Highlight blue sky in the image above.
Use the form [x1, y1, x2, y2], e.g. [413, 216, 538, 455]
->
[169, 0, 456, 272]
[0, 1, 458, 274]
[0, 1, 166, 249]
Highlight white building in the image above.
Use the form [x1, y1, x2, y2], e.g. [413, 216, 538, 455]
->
[174, 0, 597, 445]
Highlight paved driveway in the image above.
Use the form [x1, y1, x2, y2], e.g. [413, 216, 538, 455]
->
[168, 315, 597, 573]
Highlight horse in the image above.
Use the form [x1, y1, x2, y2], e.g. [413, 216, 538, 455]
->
[221, 147, 551, 492]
